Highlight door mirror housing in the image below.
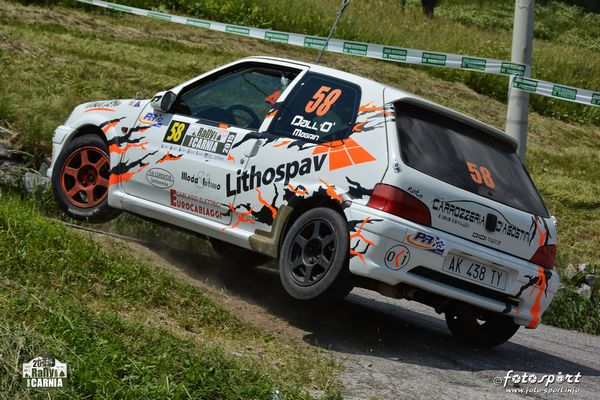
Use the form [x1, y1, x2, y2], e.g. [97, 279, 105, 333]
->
[150, 91, 177, 113]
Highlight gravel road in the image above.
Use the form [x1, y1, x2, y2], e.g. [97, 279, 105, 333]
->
[113, 239, 600, 400]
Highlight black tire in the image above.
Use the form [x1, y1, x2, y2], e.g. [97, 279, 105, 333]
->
[445, 302, 520, 347]
[51, 134, 121, 223]
[210, 238, 272, 267]
[279, 207, 354, 301]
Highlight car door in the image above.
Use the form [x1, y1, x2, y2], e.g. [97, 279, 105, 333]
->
[120, 61, 306, 226]
[229, 71, 387, 231]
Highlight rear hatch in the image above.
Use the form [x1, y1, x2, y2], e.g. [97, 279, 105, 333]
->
[391, 100, 552, 262]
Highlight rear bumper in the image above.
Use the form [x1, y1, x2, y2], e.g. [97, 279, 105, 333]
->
[347, 203, 559, 328]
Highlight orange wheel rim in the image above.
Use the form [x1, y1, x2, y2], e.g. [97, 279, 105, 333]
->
[60, 146, 110, 208]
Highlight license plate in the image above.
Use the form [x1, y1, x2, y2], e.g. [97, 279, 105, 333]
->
[442, 255, 507, 290]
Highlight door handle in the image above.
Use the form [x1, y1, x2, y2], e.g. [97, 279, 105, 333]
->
[244, 139, 261, 158]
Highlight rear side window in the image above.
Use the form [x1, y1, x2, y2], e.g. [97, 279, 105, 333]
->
[395, 102, 549, 217]
[270, 73, 360, 143]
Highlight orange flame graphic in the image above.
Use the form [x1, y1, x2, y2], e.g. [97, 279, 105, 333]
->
[256, 188, 277, 219]
[527, 267, 547, 329]
[319, 178, 343, 204]
[109, 142, 148, 155]
[222, 203, 255, 231]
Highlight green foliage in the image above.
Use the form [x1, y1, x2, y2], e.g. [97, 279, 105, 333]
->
[543, 287, 600, 334]
[439, 0, 600, 51]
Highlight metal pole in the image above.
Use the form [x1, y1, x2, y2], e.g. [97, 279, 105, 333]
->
[506, 0, 535, 162]
[315, 0, 350, 64]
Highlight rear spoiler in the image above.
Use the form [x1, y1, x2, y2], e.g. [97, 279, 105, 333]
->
[390, 97, 519, 150]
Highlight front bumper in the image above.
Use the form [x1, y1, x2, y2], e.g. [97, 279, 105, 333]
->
[347, 204, 559, 328]
[47, 125, 76, 178]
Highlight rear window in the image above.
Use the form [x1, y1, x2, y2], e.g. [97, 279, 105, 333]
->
[395, 102, 549, 217]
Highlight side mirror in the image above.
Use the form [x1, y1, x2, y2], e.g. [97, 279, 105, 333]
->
[150, 91, 177, 113]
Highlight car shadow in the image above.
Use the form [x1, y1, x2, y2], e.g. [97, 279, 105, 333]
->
[148, 243, 600, 377]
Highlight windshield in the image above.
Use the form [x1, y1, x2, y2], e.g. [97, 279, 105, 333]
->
[395, 102, 549, 217]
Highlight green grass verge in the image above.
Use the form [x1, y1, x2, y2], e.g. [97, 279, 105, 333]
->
[0, 194, 341, 399]
[0, 1, 598, 334]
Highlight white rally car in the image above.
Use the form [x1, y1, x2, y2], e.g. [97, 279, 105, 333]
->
[49, 56, 558, 346]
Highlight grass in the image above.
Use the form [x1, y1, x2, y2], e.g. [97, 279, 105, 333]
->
[0, 0, 598, 334]
[39, 0, 600, 126]
[0, 194, 341, 399]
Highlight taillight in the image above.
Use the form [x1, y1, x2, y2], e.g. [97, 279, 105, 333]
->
[530, 244, 556, 270]
[366, 184, 431, 226]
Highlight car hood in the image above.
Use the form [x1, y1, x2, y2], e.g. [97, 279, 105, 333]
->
[65, 99, 151, 128]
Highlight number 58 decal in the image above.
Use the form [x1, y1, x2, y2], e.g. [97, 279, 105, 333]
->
[305, 85, 342, 116]
[466, 161, 495, 189]
[163, 120, 189, 145]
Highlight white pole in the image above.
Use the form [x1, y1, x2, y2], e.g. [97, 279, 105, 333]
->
[506, 0, 535, 162]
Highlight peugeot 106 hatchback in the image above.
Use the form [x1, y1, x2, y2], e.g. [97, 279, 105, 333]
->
[49, 56, 558, 346]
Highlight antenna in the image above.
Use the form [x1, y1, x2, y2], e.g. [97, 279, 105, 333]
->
[315, 0, 350, 65]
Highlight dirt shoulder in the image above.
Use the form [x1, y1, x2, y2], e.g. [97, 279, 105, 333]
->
[86, 231, 600, 400]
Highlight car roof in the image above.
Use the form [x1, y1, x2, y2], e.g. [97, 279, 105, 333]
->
[244, 56, 518, 149]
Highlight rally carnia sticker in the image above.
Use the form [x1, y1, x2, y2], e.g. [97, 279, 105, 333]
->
[22, 356, 68, 389]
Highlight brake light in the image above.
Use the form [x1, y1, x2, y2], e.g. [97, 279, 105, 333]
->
[530, 244, 556, 270]
[367, 184, 431, 226]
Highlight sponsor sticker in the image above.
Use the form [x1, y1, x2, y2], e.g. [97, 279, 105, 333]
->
[404, 231, 445, 255]
[512, 77, 538, 92]
[85, 100, 121, 109]
[162, 122, 236, 160]
[461, 57, 487, 71]
[138, 112, 164, 127]
[432, 198, 532, 243]
[304, 36, 327, 50]
[421, 52, 447, 66]
[551, 85, 577, 101]
[129, 100, 141, 107]
[384, 245, 410, 270]
[186, 18, 210, 28]
[147, 11, 171, 21]
[265, 31, 289, 43]
[22, 356, 68, 389]
[181, 125, 236, 156]
[343, 42, 368, 56]
[290, 114, 335, 141]
[181, 171, 221, 191]
[226, 25, 250, 36]
[383, 47, 407, 61]
[169, 189, 223, 220]
[226, 154, 326, 196]
[146, 168, 174, 189]
[500, 62, 526, 76]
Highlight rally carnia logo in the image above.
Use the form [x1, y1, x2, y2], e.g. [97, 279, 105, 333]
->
[22, 355, 68, 389]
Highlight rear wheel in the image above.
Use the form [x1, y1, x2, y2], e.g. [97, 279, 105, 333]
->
[279, 207, 353, 301]
[52, 134, 121, 223]
[445, 302, 519, 347]
[210, 238, 272, 267]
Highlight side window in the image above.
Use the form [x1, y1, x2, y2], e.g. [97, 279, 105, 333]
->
[270, 73, 361, 143]
[172, 67, 299, 130]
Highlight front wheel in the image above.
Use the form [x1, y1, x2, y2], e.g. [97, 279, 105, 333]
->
[51, 134, 121, 223]
[279, 207, 353, 301]
[445, 303, 519, 347]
